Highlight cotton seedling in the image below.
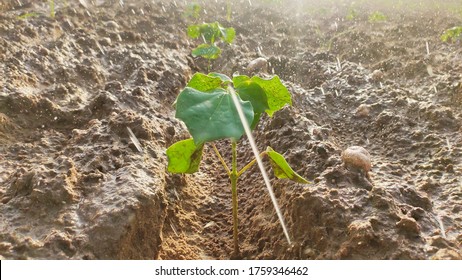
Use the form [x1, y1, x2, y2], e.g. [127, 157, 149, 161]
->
[166, 72, 309, 257]
[187, 22, 235, 69]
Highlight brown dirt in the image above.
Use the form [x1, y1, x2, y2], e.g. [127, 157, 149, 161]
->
[1, 0, 461, 259]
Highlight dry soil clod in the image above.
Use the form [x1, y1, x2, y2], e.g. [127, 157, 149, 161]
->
[354, 104, 371, 118]
[341, 146, 372, 174]
[246, 57, 268, 74]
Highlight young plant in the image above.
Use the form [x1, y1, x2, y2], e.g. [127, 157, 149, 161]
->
[187, 22, 235, 69]
[17, 0, 58, 20]
[166, 72, 309, 257]
[441, 26, 462, 43]
[184, 2, 202, 21]
[346, 8, 358, 21]
[368, 11, 387, 23]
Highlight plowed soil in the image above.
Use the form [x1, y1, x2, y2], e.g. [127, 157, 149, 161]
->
[1, 0, 461, 259]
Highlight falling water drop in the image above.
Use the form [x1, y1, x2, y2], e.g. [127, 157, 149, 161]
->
[336, 57, 342, 71]
[228, 86, 291, 245]
[127, 127, 143, 153]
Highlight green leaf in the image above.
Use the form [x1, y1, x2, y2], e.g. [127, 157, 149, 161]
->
[187, 72, 223, 92]
[220, 26, 236, 43]
[166, 138, 204, 173]
[200, 22, 221, 44]
[188, 22, 234, 45]
[233, 75, 292, 117]
[235, 80, 269, 129]
[209, 72, 232, 83]
[192, 44, 221, 60]
[176, 87, 254, 145]
[232, 75, 250, 87]
[187, 24, 201, 39]
[266, 147, 309, 184]
[441, 26, 462, 43]
[235, 81, 269, 113]
[251, 76, 292, 116]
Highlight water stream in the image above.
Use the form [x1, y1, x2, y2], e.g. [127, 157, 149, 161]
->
[228, 86, 292, 245]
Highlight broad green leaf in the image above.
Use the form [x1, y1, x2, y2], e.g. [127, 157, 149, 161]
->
[209, 72, 232, 83]
[176, 87, 254, 145]
[266, 147, 309, 184]
[235, 81, 269, 113]
[251, 76, 292, 116]
[192, 44, 221, 60]
[187, 73, 223, 92]
[166, 138, 204, 173]
[233, 75, 292, 117]
[219, 26, 236, 44]
[235, 81, 269, 129]
[187, 24, 201, 39]
[232, 75, 251, 87]
[200, 22, 222, 44]
[188, 22, 234, 45]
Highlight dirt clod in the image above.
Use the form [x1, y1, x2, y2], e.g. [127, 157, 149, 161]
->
[341, 146, 372, 173]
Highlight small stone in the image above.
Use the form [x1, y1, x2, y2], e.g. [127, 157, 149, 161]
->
[99, 37, 112, 46]
[104, 21, 120, 30]
[341, 146, 371, 173]
[355, 104, 371, 118]
[105, 81, 123, 91]
[370, 69, 384, 82]
[246, 57, 268, 74]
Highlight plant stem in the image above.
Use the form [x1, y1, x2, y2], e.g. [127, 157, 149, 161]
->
[230, 140, 239, 257]
[237, 151, 267, 177]
[226, 0, 231, 22]
[212, 143, 231, 175]
[49, 0, 55, 18]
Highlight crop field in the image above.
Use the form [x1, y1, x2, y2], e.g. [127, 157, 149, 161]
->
[0, 0, 461, 260]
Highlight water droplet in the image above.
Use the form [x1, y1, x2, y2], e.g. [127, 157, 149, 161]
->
[229, 87, 291, 245]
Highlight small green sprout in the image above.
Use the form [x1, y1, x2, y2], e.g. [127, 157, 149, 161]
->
[17, 12, 40, 20]
[368, 11, 387, 23]
[49, 0, 55, 18]
[441, 26, 462, 43]
[17, 0, 67, 20]
[166, 72, 309, 257]
[187, 22, 235, 67]
[226, 0, 231, 22]
[184, 2, 202, 21]
[346, 8, 358, 21]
